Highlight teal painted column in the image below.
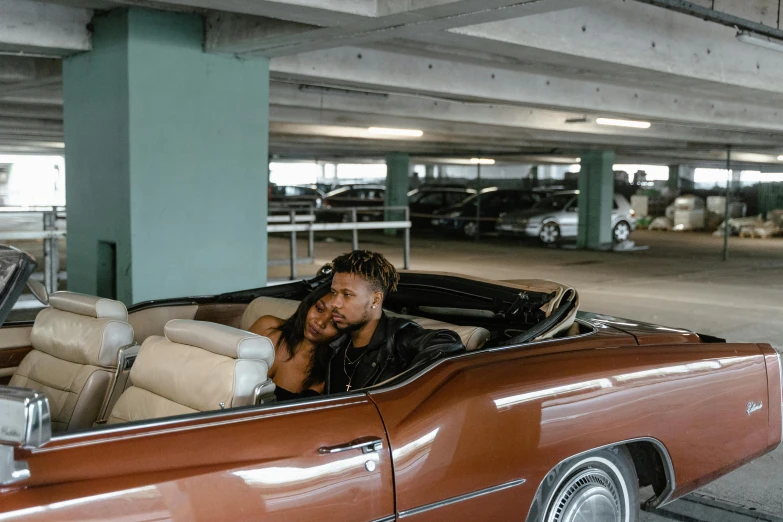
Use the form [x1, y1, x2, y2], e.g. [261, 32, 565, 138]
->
[577, 151, 615, 250]
[667, 165, 679, 191]
[385, 152, 410, 236]
[667, 165, 694, 191]
[529, 166, 539, 188]
[63, 8, 269, 304]
[668, 165, 695, 191]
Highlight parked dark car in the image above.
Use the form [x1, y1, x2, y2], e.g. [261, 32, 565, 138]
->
[268, 184, 326, 209]
[408, 187, 476, 228]
[432, 187, 540, 237]
[319, 185, 386, 222]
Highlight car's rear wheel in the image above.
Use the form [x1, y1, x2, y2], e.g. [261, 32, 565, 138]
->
[539, 222, 560, 245]
[613, 221, 631, 243]
[530, 447, 639, 522]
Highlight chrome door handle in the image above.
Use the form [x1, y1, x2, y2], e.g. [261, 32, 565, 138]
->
[318, 436, 383, 455]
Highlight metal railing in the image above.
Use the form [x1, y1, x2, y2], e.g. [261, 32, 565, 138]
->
[0, 204, 411, 289]
[0, 207, 66, 295]
[268, 206, 411, 280]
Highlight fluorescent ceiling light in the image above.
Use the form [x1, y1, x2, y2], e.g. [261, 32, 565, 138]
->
[736, 31, 783, 54]
[778, 155, 783, 161]
[596, 118, 651, 129]
[469, 158, 495, 165]
[368, 127, 423, 137]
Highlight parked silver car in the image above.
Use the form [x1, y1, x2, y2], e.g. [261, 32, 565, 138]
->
[496, 190, 636, 245]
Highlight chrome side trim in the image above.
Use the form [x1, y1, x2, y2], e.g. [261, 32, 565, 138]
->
[50, 395, 366, 444]
[398, 478, 526, 518]
[525, 436, 676, 522]
[368, 516, 395, 522]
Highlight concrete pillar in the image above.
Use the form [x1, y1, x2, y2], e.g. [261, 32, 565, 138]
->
[63, 8, 269, 304]
[529, 165, 539, 188]
[385, 152, 409, 235]
[731, 169, 742, 191]
[425, 164, 435, 182]
[668, 165, 695, 192]
[577, 151, 615, 250]
[667, 165, 678, 191]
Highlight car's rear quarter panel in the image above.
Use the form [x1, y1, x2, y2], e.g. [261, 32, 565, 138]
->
[370, 334, 774, 520]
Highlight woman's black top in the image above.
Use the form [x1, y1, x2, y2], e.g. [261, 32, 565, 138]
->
[274, 386, 321, 402]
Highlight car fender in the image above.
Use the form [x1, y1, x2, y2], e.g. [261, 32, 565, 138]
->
[370, 340, 773, 519]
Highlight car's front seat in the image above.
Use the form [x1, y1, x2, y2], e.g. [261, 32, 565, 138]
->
[107, 320, 275, 424]
[10, 292, 135, 432]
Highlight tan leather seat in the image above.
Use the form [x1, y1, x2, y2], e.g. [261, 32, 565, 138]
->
[107, 320, 275, 424]
[10, 292, 134, 432]
[241, 296, 490, 351]
[241, 297, 299, 331]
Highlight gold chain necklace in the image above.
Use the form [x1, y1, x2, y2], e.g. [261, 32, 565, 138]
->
[343, 341, 367, 391]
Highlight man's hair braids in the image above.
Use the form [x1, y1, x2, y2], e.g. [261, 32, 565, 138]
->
[331, 250, 399, 295]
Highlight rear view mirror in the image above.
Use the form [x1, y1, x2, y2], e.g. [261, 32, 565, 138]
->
[26, 279, 49, 306]
[0, 387, 51, 486]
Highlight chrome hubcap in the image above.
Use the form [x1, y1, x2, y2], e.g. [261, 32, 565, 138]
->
[540, 224, 559, 243]
[547, 469, 622, 522]
[614, 223, 630, 242]
[464, 221, 478, 237]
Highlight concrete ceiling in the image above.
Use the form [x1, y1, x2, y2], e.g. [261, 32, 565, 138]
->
[2, 0, 783, 169]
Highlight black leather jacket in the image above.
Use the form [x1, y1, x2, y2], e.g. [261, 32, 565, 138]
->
[324, 314, 465, 393]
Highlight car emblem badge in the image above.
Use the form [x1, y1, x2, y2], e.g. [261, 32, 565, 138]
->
[746, 401, 763, 416]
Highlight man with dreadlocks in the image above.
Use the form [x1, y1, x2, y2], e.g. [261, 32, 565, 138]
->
[325, 250, 465, 393]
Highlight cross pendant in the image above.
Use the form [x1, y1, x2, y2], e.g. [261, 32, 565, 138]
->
[346, 384, 351, 391]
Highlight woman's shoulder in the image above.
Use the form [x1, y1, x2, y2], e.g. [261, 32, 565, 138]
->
[248, 315, 285, 337]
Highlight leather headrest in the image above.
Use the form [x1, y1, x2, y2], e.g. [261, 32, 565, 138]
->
[49, 292, 128, 321]
[241, 297, 299, 330]
[164, 319, 274, 364]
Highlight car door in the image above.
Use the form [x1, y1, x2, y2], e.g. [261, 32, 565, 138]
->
[0, 395, 395, 522]
[558, 196, 579, 238]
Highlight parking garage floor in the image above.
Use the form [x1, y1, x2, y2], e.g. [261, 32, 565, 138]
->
[270, 229, 783, 520]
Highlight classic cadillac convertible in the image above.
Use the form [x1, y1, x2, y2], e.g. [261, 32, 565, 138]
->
[0, 246, 779, 522]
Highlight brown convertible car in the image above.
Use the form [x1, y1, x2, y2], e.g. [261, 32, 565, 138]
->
[0, 246, 780, 522]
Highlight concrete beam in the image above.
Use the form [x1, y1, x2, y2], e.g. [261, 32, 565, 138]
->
[114, 0, 372, 25]
[0, 0, 91, 56]
[0, 57, 61, 82]
[268, 82, 783, 147]
[447, 0, 783, 102]
[269, 46, 783, 132]
[207, 0, 584, 56]
[0, 78, 63, 102]
[0, 117, 62, 132]
[0, 103, 62, 120]
[1, 91, 64, 106]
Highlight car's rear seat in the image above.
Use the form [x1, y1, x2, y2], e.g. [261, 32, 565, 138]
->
[240, 296, 490, 351]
